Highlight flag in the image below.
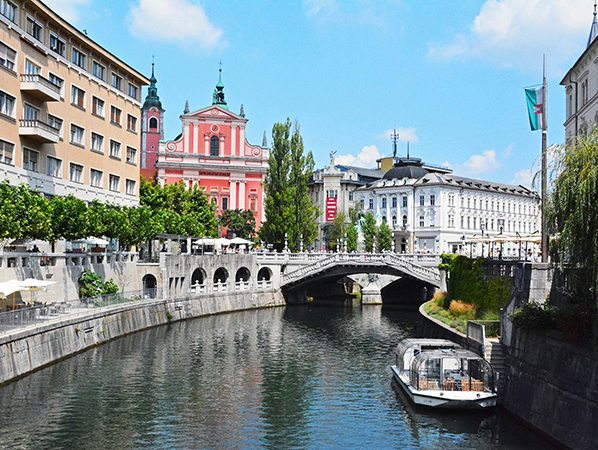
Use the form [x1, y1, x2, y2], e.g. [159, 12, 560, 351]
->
[525, 87, 544, 131]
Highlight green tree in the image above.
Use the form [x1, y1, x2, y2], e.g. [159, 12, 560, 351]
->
[378, 221, 392, 251]
[120, 206, 160, 248]
[220, 209, 256, 239]
[329, 211, 348, 250]
[362, 212, 378, 252]
[0, 181, 21, 239]
[547, 130, 598, 339]
[346, 223, 358, 253]
[260, 119, 318, 251]
[49, 195, 88, 244]
[13, 184, 51, 240]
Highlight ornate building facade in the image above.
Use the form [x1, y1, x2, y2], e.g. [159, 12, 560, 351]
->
[141, 70, 268, 233]
[354, 156, 540, 255]
[561, 5, 598, 139]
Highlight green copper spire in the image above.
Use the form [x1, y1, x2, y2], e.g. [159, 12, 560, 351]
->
[143, 62, 163, 110]
[212, 63, 228, 110]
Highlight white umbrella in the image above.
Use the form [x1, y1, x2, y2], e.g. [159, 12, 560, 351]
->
[74, 237, 110, 246]
[229, 237, 253, 245]
[19, 278, 56, 290]
[0, 280, 28, 299]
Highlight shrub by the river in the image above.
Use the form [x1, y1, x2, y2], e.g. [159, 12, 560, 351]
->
[78, 270, 119, 299]
[510, 301, 558, 331]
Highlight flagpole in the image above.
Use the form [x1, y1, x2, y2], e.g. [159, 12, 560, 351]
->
[541, 53, 548, 263]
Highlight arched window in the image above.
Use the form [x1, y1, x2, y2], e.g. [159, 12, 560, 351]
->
[210, 135, 219, 156]
[149, 117, 158, 131]
[402, 215, 407, 226]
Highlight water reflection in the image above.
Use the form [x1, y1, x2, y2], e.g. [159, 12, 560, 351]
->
[0, 305, 552, 449]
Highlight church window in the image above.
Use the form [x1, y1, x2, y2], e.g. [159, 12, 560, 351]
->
[149, 117, 158, 131]
[210, 135, 219, 156]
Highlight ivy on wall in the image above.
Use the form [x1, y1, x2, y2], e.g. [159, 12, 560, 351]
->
[439, 254, 512, 313]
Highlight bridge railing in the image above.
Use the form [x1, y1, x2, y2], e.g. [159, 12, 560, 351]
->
[280, 253, 441, 286]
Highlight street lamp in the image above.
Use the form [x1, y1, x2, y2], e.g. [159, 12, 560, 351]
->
[497, 218, 505, 260]
[480, 223, 486, 258]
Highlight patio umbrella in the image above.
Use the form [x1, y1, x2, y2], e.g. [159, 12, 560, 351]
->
[74, 237, 110, 246]
[229, 237, 253, 245]
[18, 279, 56, 304]
[0, 280, 31, 310]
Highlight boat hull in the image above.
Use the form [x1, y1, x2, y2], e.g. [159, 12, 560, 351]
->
[391, 366, 497, 409]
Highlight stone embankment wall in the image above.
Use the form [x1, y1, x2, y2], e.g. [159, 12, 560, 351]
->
[0, 289, 285, 386]
[502, 329, 598, 450]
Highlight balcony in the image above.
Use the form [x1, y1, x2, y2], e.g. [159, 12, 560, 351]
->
[19, 119, 60, 143]
[20, 74, 61, 102]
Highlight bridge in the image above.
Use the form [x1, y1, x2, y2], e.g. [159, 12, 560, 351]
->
[280, 253, 441, 288]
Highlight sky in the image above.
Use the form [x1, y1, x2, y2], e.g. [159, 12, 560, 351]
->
[43, 0, 595, 189]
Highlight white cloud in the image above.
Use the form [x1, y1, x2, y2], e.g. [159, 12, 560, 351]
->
[128, 0, 224, 49]
[375, 127, 419, 143]
[462, 149, 500, 175]
[335, 145, 381, 168]
[441, 161, 452, 169]
[502, 144, 514, 158]
[511, 168, 534, 187]
[302, 0, 382, 27]
[44, 0, 90, 23]
[428, 0, 590, 72]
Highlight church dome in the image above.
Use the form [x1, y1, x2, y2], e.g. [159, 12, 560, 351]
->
[383, 157, 429, 180]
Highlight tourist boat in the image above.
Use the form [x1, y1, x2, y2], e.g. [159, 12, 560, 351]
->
[391, 338, 498, 409]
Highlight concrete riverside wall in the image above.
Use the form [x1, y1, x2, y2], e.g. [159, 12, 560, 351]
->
[0, 289, 285, 386]
[417, 303, 485, 357]
[502, 329, 598, 450]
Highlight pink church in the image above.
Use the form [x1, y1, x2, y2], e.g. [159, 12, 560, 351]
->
[141, 68, 269, 234]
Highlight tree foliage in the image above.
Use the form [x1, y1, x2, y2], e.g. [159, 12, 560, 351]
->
[362, 212, 377, 252]
[260, 119, 318, 251]
[346, 223, 358, 253]
[378, 221, 392, 251]
[220, 209, 256, 239]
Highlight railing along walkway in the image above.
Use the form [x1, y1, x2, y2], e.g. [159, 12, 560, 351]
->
[281, 253, 441, 286]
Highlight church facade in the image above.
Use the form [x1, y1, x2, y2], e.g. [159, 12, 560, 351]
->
[140, 69, 268, 233]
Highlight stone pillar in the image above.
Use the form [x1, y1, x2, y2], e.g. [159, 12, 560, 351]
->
[230, 181, 237, 209]
[231, 125, 236, 157]
[219, 134, 225, 156]
[204, 134, 210, 155]
[239, 181, 245, 209]
[194, 123, 199, 154]
[183, 123, 189, 154]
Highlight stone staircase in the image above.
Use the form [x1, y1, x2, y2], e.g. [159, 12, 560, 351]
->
[486, 338, 507, 392]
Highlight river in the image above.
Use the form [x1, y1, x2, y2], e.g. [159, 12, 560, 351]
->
[0, 304, 553, 449]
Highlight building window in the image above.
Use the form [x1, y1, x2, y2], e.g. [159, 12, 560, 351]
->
[250, 199, 257, 212]
[71, 86, 85, 109]
[70, 124, 84, 146]
[360, 199, 364, 209]
[69, 163, 83, 183]
[109, 140, 121, 159]
[92, 96, 104, 117]
[126, 114, 137, 132]
[382, 197, 387, 208]
[0, 41, 16, 71]
[449, 216, 454, 228]
[392, 196, 397, 208]
[72, 48, 86, 70]
[110, 106, 122, 125]
[125, 179, 136, 195]
[402, 215, 407, 227]
[491, 219, 495, 230]
[90, 169, 103, 188]
[24, 59, 40, 75]
[467, 217, 470, 229]
[46, 156, 61, 178]
[392, 215, 397, 227]
[23, 103, 39, 120]
[448, 195, 454, 206]
[430, 194, 435, 206]
[91, 132, 104, 153]
[23, 148, 39, 172]
[419, 216, 424, 227]
[126, 146, 136, 164]
[473, 217, 477, 229]
[0, 139, 13, 164]
[402, 196, 407, 207]
[210, 135, 219, 156]
[111, 73, 123, 91]
[149, 117, 158, 130]
[1, 1, 16, 23]
[369, 198, 373, 210]
[460, 216, 464, 228]
[92, 61, 105, 80]
[0, 90, 15, 117]
[47, 115, 63, 136]
[49, 33, 65, 56]
[109, 174, 120, 192]
[26, 16, 42, 41]
[420, 195, 425, 206]
[48, 73, 64, 91]
[349, 191, 353, 201]
[128, 83, 138, 100]
[222, 197, 228, 211]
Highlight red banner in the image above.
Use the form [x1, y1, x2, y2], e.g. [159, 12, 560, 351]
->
[326, 197, 337, 222]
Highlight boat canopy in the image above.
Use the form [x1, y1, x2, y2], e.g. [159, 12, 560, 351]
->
[409, 349, 495, 393]
[395, 339, 462, 370]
